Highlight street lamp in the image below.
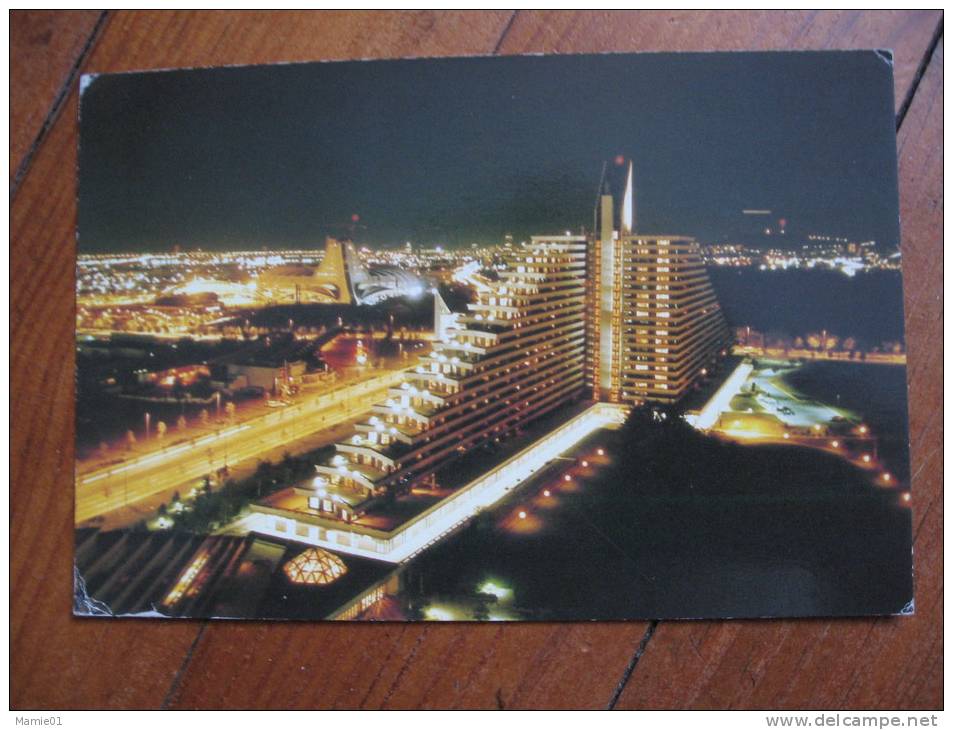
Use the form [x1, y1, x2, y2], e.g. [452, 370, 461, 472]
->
[145, 412, 151, 440]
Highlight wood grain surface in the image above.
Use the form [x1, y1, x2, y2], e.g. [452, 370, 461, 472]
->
[9, 9, 104, 185]
[9, 10, 943, 710]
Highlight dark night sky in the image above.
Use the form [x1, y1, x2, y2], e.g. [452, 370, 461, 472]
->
[78, 51, 900, 253]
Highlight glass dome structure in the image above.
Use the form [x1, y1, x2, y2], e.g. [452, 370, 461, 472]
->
[282, 548, 348, 585]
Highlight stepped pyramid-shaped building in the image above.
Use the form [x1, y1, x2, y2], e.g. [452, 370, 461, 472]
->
[293, 161, 729, 521]
[586, 160, 731, 404]
[310, 238, 588, 520]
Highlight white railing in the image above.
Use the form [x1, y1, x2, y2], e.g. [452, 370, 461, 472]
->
[686, 361, 753, 431]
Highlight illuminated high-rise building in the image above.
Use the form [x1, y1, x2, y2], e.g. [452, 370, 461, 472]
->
[263, 162, 728, 525]
[587, 160, 731, 404]
[309, 238, 587, 520]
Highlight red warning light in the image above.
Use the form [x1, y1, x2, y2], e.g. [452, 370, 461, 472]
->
[351, 213, 360, 223]
[614, 155, 625, 166]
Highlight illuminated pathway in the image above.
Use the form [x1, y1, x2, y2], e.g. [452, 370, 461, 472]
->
[75, 370, 407, 524]
[237, 402, 628, 563]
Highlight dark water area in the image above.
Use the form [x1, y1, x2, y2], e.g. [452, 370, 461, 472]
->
[784, 361, 911, 481]
[399, 361, 913, 620]
[246, 300, 429, 330]
[75, 393, 215, 458]
[246, 285, 473, 330]
[709, 269, 905, 348]
[75, 336, 256, 455]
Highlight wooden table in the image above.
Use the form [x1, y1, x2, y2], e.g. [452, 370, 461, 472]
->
[11, 10, 942, 710]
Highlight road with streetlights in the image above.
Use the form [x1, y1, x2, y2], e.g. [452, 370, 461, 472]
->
[75, 369, 408, 524]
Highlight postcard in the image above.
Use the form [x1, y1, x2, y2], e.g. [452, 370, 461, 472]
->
[74, 51, 912, 620]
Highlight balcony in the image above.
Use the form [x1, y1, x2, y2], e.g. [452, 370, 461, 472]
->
[314, 461, 388, 489]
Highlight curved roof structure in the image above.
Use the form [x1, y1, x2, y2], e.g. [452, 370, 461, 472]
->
[257, 237, 424, 305]
[283, 547, 348, 585]
[357, 265, 424, 304]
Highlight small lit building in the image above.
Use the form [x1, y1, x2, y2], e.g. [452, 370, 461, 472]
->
[225, 359, 306, 391]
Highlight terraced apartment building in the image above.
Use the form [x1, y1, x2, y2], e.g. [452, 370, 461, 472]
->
[309, 237, 588, 521]
[267, 161, 729, 523]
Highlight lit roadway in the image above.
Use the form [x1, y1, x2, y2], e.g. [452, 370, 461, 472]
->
[75, 370, 407, 524]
